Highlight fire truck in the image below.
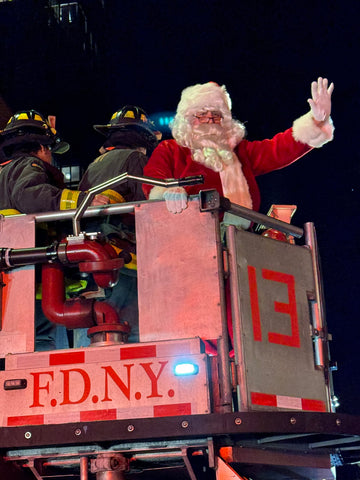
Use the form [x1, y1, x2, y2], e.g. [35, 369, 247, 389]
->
[0, 174, 359, 480]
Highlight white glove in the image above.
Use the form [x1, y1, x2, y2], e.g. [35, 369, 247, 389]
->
[163, 187, 188, 214]
[307, 77, 334, 123]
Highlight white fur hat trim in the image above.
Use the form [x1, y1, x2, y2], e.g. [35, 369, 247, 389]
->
[176, 82, 232, 117]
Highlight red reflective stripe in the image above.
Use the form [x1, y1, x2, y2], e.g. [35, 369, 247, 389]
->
[251, 392, 277, 407]
[301, 398, 326, 412]
[80, 409, 117, 422]
[251, 391, 326, 412]
[8, 414, 44, 426]
[120, 345, 157, 360]
[247, 266, 262, 341]
[153, 403, 192, 417]
[49, 351, 85, 366]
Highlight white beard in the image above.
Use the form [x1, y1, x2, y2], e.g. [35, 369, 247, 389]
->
[189, 124, 253, 222]
[190, 124, 234, 172]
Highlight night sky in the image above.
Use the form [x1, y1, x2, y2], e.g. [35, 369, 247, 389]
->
[1, 0, 359, 414]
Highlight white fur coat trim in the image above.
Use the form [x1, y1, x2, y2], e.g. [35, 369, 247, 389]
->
[148, 186, 168, 200]
[292, 111, 334, 148]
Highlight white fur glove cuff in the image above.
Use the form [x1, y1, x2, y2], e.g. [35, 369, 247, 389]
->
[292, 111, 334, 148]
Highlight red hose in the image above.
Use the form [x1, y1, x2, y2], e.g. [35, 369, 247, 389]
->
[41, 239, 124, 330]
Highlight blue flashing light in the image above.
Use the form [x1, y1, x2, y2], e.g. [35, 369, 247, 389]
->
[158, 116, 174, 126]
[174, 362, 199, 376]
[149, 112, 175, 131]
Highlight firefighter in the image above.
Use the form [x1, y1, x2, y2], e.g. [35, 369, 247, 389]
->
[0, 110, 109, 213]
[0, 110, 110, 351]
[79, 105, 160, 201]
[74, 105, 161, 347]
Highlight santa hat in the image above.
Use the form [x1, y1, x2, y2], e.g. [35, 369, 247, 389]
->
[176, 82, 232, 117]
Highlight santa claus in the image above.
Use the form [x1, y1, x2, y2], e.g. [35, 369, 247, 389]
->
[143, 78, 334, 224]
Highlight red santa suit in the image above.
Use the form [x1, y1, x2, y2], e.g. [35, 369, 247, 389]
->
[143, 127, 312, 211]
[143, 81, 334, 211]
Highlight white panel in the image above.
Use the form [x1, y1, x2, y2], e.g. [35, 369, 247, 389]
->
[136, 200, 223, 342]
[0, 215, 36, 355]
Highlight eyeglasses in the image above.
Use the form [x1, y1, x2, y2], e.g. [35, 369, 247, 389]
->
[193, 111, 223, 124]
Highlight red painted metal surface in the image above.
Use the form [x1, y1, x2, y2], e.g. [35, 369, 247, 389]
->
[42, 239, 125, 329]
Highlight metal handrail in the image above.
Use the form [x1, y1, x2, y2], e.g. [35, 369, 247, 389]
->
[72, 174, 204, 236]
[23, 174, 303, 239]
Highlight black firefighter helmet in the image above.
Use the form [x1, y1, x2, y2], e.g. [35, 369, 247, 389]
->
[0, 110, 70, 155]
[93, 105, 161, 152]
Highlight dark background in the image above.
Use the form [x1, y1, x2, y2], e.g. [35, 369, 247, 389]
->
[0, 0, 359, 414]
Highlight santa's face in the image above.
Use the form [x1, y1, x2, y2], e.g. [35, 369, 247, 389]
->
[190, 111, 227, 149]
[187, 113, 234, 172]
[171, 102, 246, 166]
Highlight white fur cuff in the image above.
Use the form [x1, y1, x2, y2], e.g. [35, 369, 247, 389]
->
[292, 111, 334, 148]
[148, 186, 167, 199]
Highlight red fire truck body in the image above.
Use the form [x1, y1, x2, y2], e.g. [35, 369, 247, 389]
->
[0, 186, 358, 480]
